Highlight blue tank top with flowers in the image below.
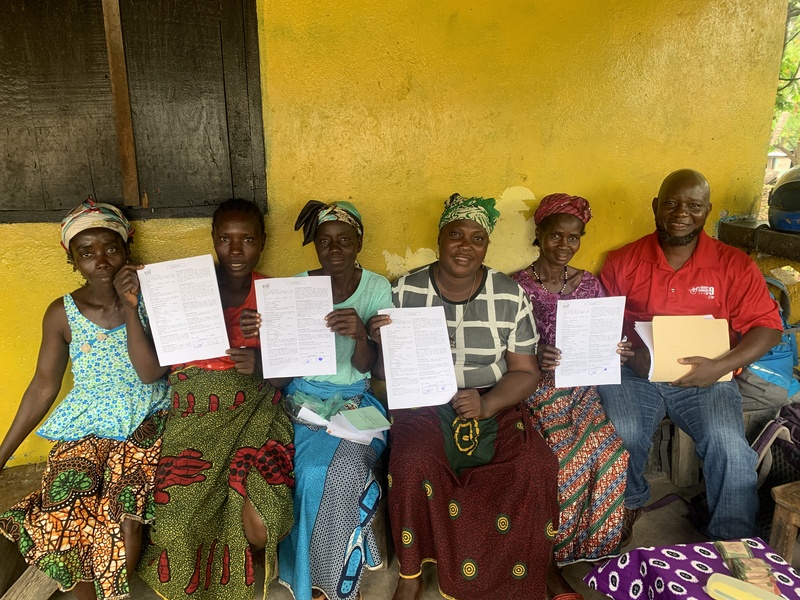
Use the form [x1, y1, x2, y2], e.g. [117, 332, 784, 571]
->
[36, 294, 169, 442]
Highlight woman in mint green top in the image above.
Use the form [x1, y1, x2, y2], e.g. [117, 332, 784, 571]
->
[246, 200, 390, 600]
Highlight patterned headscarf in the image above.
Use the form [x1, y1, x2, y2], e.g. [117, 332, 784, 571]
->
[438, 193, 500, 234]
[60, 197, 134, 252]
[533, 193, 592, 226]
[294, 200, 364, 246]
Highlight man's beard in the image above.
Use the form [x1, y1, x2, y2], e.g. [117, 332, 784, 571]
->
[656, 224, 703, 247]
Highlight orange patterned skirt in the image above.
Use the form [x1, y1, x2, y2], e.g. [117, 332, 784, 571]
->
[0, 411, 166, 599]
[525, 371, 628, 564]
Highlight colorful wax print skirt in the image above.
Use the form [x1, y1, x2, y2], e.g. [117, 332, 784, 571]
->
[138, 367, 295, 600]
[526, 370, 628, 564]
[0, 411, 167, 600]
[388, 402, 559, 600]
[278, 377, 386, 600]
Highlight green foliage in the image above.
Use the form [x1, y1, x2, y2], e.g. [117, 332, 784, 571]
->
[778, 1, 800, 110]
[772, 1, 800, 162]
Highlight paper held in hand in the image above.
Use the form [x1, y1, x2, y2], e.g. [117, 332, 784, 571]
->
[326, 406, 391, 445]
[634, 315, 731, 382]
[138, 254, 230, 366]
[554, 296, 626, 388]
[254, 276, 337, 378]
[378, 306, 458, 410]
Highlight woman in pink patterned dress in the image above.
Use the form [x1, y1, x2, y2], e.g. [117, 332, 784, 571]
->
[511, 193, 631, 564]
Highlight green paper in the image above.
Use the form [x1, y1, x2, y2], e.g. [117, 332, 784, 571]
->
[340, 406, 391, 432]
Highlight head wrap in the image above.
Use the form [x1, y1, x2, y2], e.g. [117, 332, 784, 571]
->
[533, 193, 592, 226]
[438, 193, 500, 234]
[294, 200, 364, 246]
[60, 197, 133, 252]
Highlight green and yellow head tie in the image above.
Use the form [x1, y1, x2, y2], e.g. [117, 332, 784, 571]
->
[438, 193, 500, 234]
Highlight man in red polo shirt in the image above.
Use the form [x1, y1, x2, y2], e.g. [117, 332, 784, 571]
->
[598, 169, 782, 545]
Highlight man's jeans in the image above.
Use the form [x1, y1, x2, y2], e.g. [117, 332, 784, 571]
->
[598, 366, 758, 540]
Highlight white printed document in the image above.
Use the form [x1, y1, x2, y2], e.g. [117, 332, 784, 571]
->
[378, 306, 457, 410]
[255, 276, 337, 378]
[138, 254, 230, 366]
[554, 296, 626, 388]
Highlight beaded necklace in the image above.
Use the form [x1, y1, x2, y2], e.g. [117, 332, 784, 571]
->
[531, 263, 568, 295]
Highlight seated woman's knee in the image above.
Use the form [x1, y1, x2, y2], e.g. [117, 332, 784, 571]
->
[243, 499, 268, 549]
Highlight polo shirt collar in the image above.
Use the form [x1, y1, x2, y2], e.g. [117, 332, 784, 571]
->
[641, 229, 719, 269]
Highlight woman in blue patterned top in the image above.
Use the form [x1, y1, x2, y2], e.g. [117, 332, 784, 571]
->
[0, 199, 169, 600]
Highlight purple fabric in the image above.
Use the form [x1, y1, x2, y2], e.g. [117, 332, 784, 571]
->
[511, 269, 605, 346]
[584, 538, 800, 599]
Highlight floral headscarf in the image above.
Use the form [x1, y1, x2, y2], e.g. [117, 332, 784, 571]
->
[294, 200, 364, 246]
[60, 197, 133, 252]
[438, 193, 500, 234]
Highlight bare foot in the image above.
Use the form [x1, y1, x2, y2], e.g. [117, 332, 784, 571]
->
[392, 576, 423, 600]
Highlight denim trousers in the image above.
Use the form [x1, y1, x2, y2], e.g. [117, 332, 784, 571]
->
[598, 366, 758, 540]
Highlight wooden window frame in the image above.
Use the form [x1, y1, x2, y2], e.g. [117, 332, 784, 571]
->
[0, 0, 266, 223]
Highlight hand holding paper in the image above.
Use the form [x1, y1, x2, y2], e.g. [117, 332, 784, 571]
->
[325, 308, 368, 341]
[113, 264, 144, 309]
[672, 355, 732, 388]
[240, 308, 260, 339]
[537, 343, 562, 371]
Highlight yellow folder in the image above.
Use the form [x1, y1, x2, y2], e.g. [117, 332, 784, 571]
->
[650, 315, 731, 382]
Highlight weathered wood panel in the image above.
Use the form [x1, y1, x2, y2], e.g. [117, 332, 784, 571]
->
[0, 0, 121, 217]
[222, 0, 266, 207]
[0, 0, 266, 222]
[121, 0, 231, 209]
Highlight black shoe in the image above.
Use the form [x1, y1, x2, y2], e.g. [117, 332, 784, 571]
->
[620, 507, 642, 548]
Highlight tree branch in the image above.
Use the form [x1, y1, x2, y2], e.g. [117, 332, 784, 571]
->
[776, 143, 799, 166]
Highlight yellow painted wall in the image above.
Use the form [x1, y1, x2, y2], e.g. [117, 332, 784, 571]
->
[0, 0, 787, 465]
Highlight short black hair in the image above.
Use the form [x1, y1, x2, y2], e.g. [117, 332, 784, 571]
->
[212, 198, 265, 237]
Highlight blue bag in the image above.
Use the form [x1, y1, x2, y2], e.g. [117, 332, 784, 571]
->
[738, 277, 800, 396]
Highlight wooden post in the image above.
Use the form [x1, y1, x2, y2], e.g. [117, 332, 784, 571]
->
[0, 537, 27, 596]
[670, 425, 701, 488]
[770, 482, 800, 563]
[0, 566, 58, 600]
[101, 0, 140, 206]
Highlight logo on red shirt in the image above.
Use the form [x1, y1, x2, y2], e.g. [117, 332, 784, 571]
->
[689, 285, 715, 299]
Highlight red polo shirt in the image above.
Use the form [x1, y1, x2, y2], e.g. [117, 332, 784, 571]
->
[600, 231, 781, 349]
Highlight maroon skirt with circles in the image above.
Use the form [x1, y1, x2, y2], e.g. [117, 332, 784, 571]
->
[388, 402, 559, 600]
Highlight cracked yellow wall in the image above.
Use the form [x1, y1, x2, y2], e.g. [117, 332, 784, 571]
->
[0, 0, 787, 465]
